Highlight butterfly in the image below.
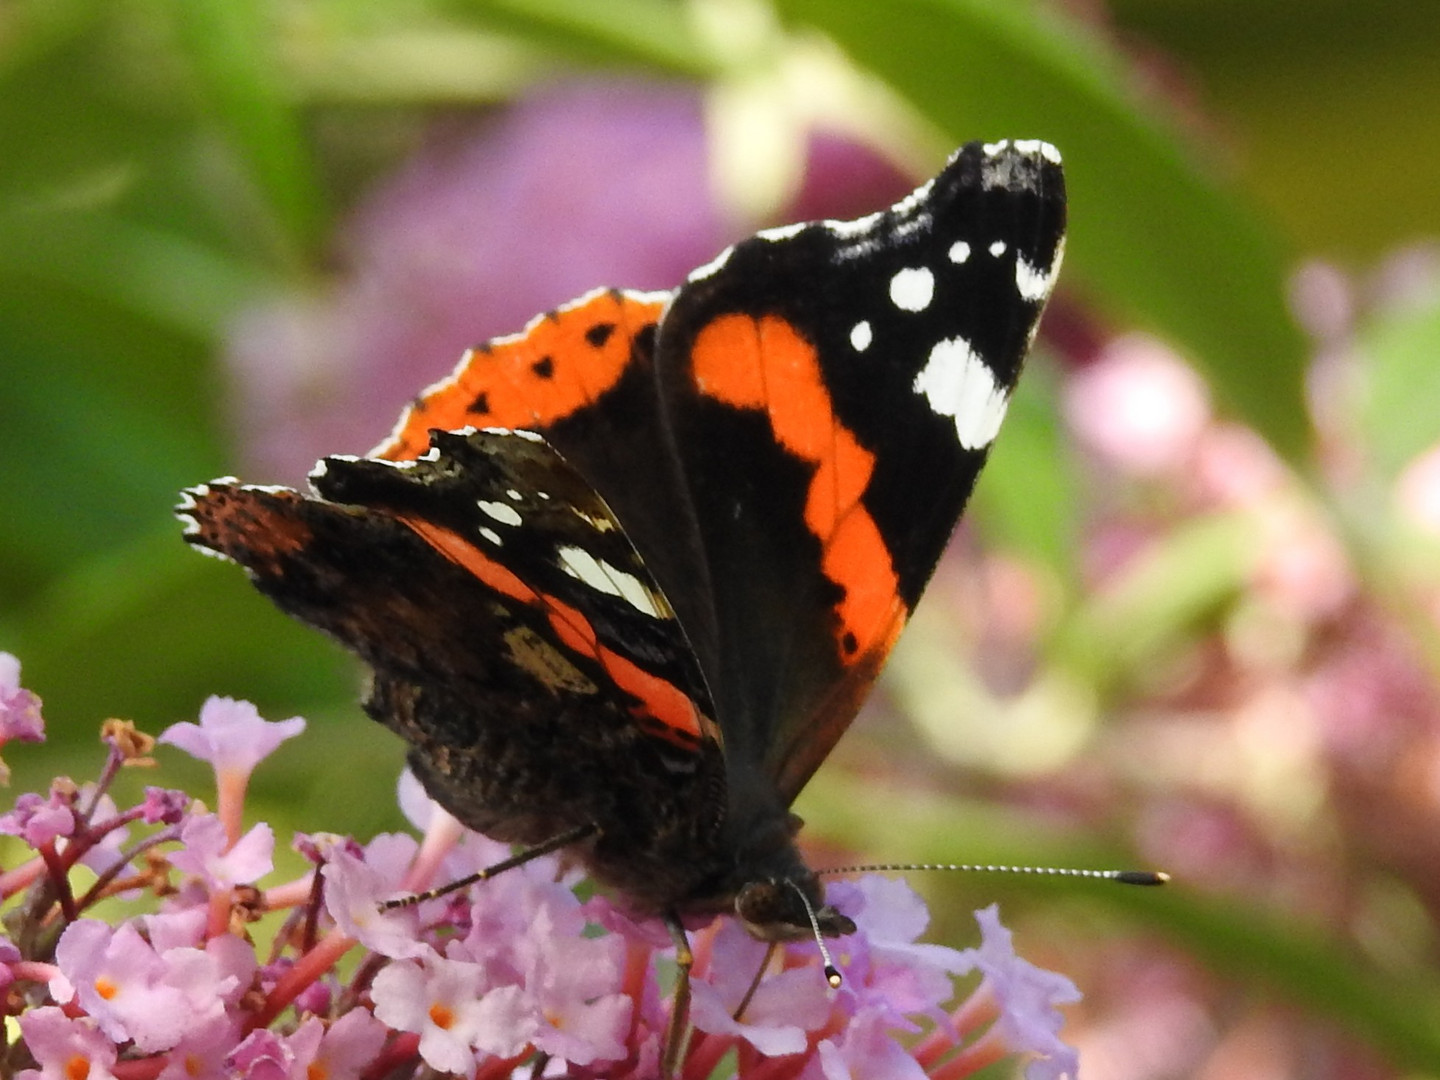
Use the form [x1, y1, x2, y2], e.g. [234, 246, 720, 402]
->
[179, 137, 1065, 1063]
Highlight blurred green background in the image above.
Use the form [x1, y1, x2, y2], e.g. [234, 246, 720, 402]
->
[5, 0, 1440, 1075]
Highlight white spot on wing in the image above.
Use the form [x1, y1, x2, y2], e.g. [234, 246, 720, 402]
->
[949, 241, 971, 264]
[1013, 139, 1062, 164]
[1015, 254, 1056, 302]
[505, 489, 522, 501]
[913, 337, 1011, 450]
[850, 321, 872, 351]
[557, 546, 665, 618]
[477, 500, 522, 527]
[478, 526, 503, 546]
[889, 267, 934, 312]
[989, 240, 1007, 257]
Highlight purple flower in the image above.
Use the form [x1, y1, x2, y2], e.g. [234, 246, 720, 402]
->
[830, 876, 971, 1019]
[142, 785, 191, 824]
[289, 1010, 388, 1080]
[320, 832, 429, 958]
[806, 1005, 932, 1080]
[690, 917, 829, 1056]
[0, 652, 45, 747]
[371, 951, 529, 1071]
[0, 790, 75, 847]
[222, 81, 917, 484]
[155, 1017, 238, 1080]
[158, 696, 305, 779]
[227, 81, 729, 483]
[499, 881, 631, 1064]
[16, 1007, 118, 1080]
[170, 813, 275, 888]
[956, 904, 1082, 1080]
[227, 1028, 294, 1080]
[52, 919, 248, 1052]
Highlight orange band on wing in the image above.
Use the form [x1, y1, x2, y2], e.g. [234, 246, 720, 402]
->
[398, 516, 704, 750]
[690, 314, 906, 662]
[377, 291, 667, 462]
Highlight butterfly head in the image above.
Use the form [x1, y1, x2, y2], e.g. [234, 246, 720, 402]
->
[733, 874, 856, 943]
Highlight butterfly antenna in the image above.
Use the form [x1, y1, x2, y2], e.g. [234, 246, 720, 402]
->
[819, 863, 1169, 886]
[787, 881, 844, 988]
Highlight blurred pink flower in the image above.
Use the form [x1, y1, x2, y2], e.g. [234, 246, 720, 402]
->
[1288, 260, 1354, 344]
[1190, 423, 1286, 507]
[1395, 442, 1440, 534]
[0, 652, 44, 745]
[1250, 502, 1354, 622]
[1064, 334, 1211, 477]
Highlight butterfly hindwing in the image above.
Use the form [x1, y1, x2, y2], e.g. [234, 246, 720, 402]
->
[180, 429, 728, 907]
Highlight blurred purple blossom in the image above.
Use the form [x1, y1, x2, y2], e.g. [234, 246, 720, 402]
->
[223, 80, 915, 482]
[0, 652, 44, 785]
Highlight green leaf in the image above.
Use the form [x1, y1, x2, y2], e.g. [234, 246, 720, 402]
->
[1055, 510, 1258, 694]
[0, 210, 272, 341]
[165, 0, 328, 262]
[970, 356, 1079, 576]
[444, 0, 715, 74]
[1360, 297, 1440, 480]
[774, 0, 1311, 460]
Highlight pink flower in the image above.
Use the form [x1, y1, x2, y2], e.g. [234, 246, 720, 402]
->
[159, 697, 302, 844]
[155, 1018, 238, 1080]
[690, 918, 830, 1056]
[807, 1005, 932, 1080]
[320, 832, 429, 959]
[227, 1028, 293, 1080]
[0, 789, 75, 847]
[159, 696, 305, 779]
[503, 884, 631, 1064]
[53, 919, 252, 1052]
[0, 652, 45, 745]
[957, 905, 1082, 1080]
[1064, 334, 1211, 476]
[371, 951, 530, 1071]
[288, 1010, 387, 1080]
[17, 1007, 119, 1080]
[171, 814, 275, 887]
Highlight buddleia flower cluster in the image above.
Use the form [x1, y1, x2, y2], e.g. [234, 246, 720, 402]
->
[0, 653, 1080, 1079]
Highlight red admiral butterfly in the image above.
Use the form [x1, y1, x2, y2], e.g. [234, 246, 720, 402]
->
[179, 137, 1065, 1013]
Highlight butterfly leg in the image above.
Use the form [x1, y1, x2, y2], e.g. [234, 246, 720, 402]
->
[380, 821, 598, 909]
[661, 911, 693, 1079]
[733, 941, 778, 1022]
